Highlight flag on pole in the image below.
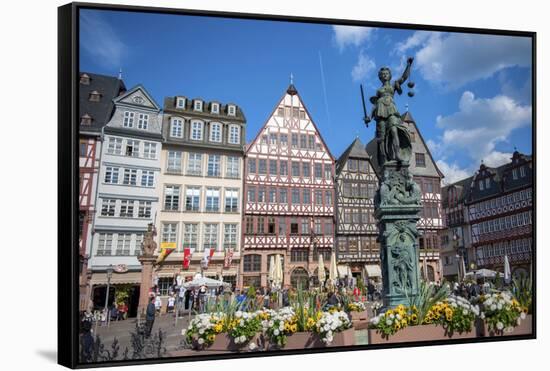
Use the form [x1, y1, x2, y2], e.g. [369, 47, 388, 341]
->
[224, 248, 234, 268]
[183, 248, 192, 269]
[202, 248, 215, 268]
[156, 242, 176, 265]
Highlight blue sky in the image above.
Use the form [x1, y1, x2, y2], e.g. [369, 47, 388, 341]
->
[80, 9, 533, 184]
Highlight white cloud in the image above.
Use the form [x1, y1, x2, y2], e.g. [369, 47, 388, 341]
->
[332, 25, 373, 51]
[80, 11, 128, 69]
[436, 160, 471, 185]
[395, 31, 531, 88]
[351, 51, 376, 82]
[482, 151, 513, 167]
[435, 91, 531, 161]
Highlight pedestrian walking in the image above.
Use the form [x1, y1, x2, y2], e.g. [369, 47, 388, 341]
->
[167, 295, 175, 313]
[154, 295, 162, 315]
[144, 296, 156, 338]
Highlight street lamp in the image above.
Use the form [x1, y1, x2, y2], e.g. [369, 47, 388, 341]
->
[453, 233, 462, 282]
[104, 264, 113, 325]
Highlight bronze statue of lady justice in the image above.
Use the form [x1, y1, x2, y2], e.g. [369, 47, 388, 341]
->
[362, 57, 414, 166]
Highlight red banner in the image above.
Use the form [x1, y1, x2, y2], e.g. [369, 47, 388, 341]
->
[183, 248, 191, 269]
[224, 248, 234, 268]
[202, 248, 215, 268]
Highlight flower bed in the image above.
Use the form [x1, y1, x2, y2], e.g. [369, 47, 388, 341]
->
[477, 292, 530, 336]
[281, 328, 355, 349]
[481, 314, 532, 337]
[368, 323, 477, 344]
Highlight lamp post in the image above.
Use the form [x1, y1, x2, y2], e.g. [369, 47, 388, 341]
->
[104, 264, 113, 326]
[453, 233, 462, 283]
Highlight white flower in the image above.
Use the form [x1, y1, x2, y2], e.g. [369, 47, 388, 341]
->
[181, 329, 187, 336]
[240, 335, 246, 343]
[389, 313, 395, 319]
[372, 317, 380, 325]
[497, 303, 503, 310]
[520, 312, 527, 320]
[480, 313, 485, 319]
[496, 322, 504, 330]
[249, 342, 257, 351]
[268, 320, 274, 327]
[273, 329, 280, 336]
[235, 311, 243, 318]
[239, 319, 245, 326]
[462, 310, 468, 315]
[490, 304, 497, 311]
[396, 314, 401, 320]
[386, 319, 393, 326]
[198, 328, 205, 335]
[198, 338, 205, 345]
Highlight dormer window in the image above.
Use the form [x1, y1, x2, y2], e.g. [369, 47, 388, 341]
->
[80, 114, 92, 126]
[479, 180, 484, 191]
[211, 103, 220, 114]
[210, 122, 222, 142]
[123, 111, 135, 128]
[89, 90, 101, 102]
[485, 178, 490, 189]
[512, 168, 518, 180]
[80, 74, 90, 85]
[176, 97, 186, 109]
[227, 104, 236, 116]
[520, 165, 526, 177]
[193, 100, 203, 112]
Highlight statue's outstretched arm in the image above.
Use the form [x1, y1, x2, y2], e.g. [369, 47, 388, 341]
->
[396, 57, 414, 85]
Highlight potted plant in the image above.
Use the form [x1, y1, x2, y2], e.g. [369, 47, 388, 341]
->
[477, 291, 531, 337]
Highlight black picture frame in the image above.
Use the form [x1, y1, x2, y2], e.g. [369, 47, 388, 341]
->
[58, 2, 536, 368]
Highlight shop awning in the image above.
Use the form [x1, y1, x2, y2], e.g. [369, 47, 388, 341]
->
[337, 265, 351, 277]
[365, 265, 382, 277]
[90, 271, 142, 285]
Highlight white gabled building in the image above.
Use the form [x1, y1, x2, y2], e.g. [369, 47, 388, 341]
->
[88, 85, 162, 317]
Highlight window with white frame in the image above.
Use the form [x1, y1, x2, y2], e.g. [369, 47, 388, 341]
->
[228, 125, 240, 144]
[170, 118, 183, 138]
[485, 178, 490, 189]
[226, 156, 240, 178]
[162, 223, 177, 243]
[185, 186, 201, 211]
[520, 165, 526, 177]
[141, 170, 154, 187]
[164, 185, 180, 211]
[211, 103, 219, 114]
[122, 168, 137, 185]
[101, 199, 116, 216]
[187, 153, 202, 175]
[107, 137, 123, 155]
[207, 154, 221, 177]
[134, 233, 143, 255]
[119, 200, 134, 217]
[176, 97, 186, 108]
[210, 122, 222, 142]
[125, 140, 140, 157]
[116, 233, 132, 255]
[123, 111, 135, 128]
[227, 105, 236, 116]
[193, 100, 203, 111]
[104, 167, 119, 184]
[137, 113, 149, 130]
[182, 223, 198, 250]
[203, 223, 218, 250]
[205, 188, 220, 212]
[138, 201, 152, 218]
[224, 224, 237, 249]
[166, 151, 182, 173]
[143, 142, 157, 159]
[97, 233, 113, 256]
[225, 189, 239, 212]
[191, 121, 204, 140]
[512, 169, 518, 180]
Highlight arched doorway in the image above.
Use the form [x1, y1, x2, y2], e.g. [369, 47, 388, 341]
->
[290, 267, 309, 289]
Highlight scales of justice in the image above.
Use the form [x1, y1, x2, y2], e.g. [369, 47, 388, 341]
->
[360, 56, 423, 308]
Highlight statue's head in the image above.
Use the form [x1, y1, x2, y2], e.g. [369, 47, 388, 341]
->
[378, 67, 392, 82]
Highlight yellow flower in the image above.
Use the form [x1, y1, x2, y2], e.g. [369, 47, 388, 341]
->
[208, 334, 215, 342]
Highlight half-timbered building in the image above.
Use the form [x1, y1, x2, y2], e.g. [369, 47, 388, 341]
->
[440, 177, 473, 281]
[335, 138, 381, 283]
[241, 83, 335, 289]
[78, 72, 126, 311]
[366, 110, 444, 282]
[88, 85, 163, 317]
[155, 94, 246, 297]
[465, 151, 533, 276]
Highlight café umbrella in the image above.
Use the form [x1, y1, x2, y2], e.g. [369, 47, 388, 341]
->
[504, 255, 511, 284]
[268, 255, 276, 284]
[329, 251, 338, 287]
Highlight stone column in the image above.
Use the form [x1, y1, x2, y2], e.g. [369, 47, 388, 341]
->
[137, 256, 156, 317]
[375, 162, 422, 308]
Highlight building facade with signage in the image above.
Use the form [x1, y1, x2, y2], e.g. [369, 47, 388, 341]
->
[154, 94, 246, 294]
[88, 85, 163, 317]
[334, 138, 381, 283]
[465, 151, 533, 276]
[78, 72, 126, 311]
[367, 111, 445, 283]
[241, 84, 335, 289]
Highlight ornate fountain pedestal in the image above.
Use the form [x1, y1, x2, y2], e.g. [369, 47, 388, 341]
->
[375, 162, 422, 308]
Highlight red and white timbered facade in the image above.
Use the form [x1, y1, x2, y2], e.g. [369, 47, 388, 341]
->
[241, 84, 335, 288]
[466, 152, 533, 276]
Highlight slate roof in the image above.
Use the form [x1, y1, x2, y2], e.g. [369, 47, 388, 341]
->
[79, 72, 126, 134]
[365, 111, 444, 178]
[335, 137, 371, 175]
[163, 96, 247, 123]
[442, 176, 474, 208]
